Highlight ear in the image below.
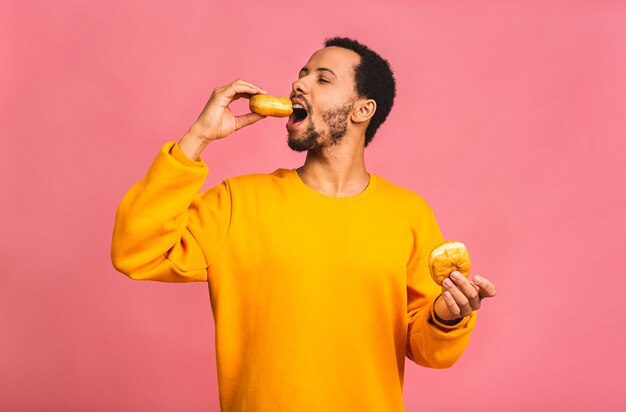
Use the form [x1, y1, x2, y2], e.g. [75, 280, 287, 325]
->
[351, 99, 376, 124]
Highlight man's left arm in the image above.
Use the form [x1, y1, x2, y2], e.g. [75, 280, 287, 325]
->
[406, 204, 496, 369]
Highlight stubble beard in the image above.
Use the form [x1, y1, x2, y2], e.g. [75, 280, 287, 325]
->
[287, 99, 355, 152]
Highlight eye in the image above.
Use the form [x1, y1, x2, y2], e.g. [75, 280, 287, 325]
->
[318, 78, 330, 84]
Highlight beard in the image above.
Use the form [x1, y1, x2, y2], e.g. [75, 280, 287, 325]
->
[287, 99, 355, 152]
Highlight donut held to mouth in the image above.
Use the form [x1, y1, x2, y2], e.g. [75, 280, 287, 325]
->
[428, 240, 471, 286]
[249, 94, 293, 117]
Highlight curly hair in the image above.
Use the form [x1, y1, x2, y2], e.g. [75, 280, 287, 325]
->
[324, 37, 397, 147]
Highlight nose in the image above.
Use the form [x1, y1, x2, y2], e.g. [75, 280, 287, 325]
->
[291, 76, 308, 97]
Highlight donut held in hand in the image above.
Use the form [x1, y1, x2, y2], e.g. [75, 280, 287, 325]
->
[249, 94, 293, 117]
[428, 240, 471, 286]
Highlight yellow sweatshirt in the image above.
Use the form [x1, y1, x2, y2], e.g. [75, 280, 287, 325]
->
[111, 142, 477, 412]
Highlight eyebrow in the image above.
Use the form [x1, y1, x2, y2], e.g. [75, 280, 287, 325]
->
[299, 67, 337, 78]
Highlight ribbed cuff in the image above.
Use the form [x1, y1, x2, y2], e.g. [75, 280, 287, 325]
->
[168, 141, 206, 167]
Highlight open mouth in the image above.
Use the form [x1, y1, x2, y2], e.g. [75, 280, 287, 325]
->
[287, 102, 308, 129]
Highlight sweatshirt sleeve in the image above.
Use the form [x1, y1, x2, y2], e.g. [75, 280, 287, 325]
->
[111, 142, 232, 282]
[405, 203, 477, 368]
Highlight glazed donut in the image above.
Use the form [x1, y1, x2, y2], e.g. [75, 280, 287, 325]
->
[249, 94, 293, 117]
[428, 240, 471, 286]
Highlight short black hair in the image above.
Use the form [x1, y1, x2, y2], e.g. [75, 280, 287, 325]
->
[323, 37, 396, 147]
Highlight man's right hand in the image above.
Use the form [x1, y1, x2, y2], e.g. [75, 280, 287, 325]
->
[179, 79, 268, 159]
[193, 78, 268, 141]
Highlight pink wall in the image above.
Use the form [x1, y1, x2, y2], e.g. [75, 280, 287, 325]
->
[2, 0, 625, 410]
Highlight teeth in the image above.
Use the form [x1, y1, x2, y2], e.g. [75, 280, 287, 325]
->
[292, 104, 304, 109]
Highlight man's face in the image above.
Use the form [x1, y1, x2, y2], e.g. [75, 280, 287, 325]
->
[286, 46, 361, 152]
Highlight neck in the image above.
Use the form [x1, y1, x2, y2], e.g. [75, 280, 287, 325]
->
[297, 135, 370, 198]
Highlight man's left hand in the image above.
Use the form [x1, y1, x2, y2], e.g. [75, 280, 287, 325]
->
[434, 271, 497, 323]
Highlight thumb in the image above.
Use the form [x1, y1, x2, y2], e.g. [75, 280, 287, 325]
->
[235, 112, 266, 131]
[434, 293, 451, 319]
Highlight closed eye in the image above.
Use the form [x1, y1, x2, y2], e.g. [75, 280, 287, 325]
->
[318, 78, 330, 84]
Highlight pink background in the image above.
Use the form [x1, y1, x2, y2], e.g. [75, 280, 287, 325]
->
[1, 0, 625, 410]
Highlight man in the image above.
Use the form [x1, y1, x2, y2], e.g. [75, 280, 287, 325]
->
[112, 37, 496, 411]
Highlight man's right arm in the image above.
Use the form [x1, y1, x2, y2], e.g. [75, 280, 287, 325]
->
[111, 141, 223, 282]
[110, 79, 267, 282]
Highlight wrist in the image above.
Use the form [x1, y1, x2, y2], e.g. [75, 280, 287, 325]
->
[433, 295, 463, 326]
[178, 127, 213, 160]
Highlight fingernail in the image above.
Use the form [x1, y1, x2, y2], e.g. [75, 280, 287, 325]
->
[443, 278, 453, 288]
[450, 271, 460, 279]
[474, 275, 482, 283]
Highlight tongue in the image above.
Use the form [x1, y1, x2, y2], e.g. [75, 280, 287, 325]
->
[287, 112, 299, 126]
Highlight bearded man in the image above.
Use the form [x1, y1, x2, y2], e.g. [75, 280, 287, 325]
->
[112, 37, 496, 411]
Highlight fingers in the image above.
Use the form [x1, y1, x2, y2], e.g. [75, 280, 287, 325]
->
[216, 79, 267, 103]
[438, 272, 496, 321]
[234, 112, 266, 131]
[472, 275, 497, 299]
[442, 271, 481, 317]
[232, 92, 254, 102]
[440, 291, 463, 319]
[232, 78, 266, 94]
[225, 80, 268, 130]
[191, 78, 268, 142]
